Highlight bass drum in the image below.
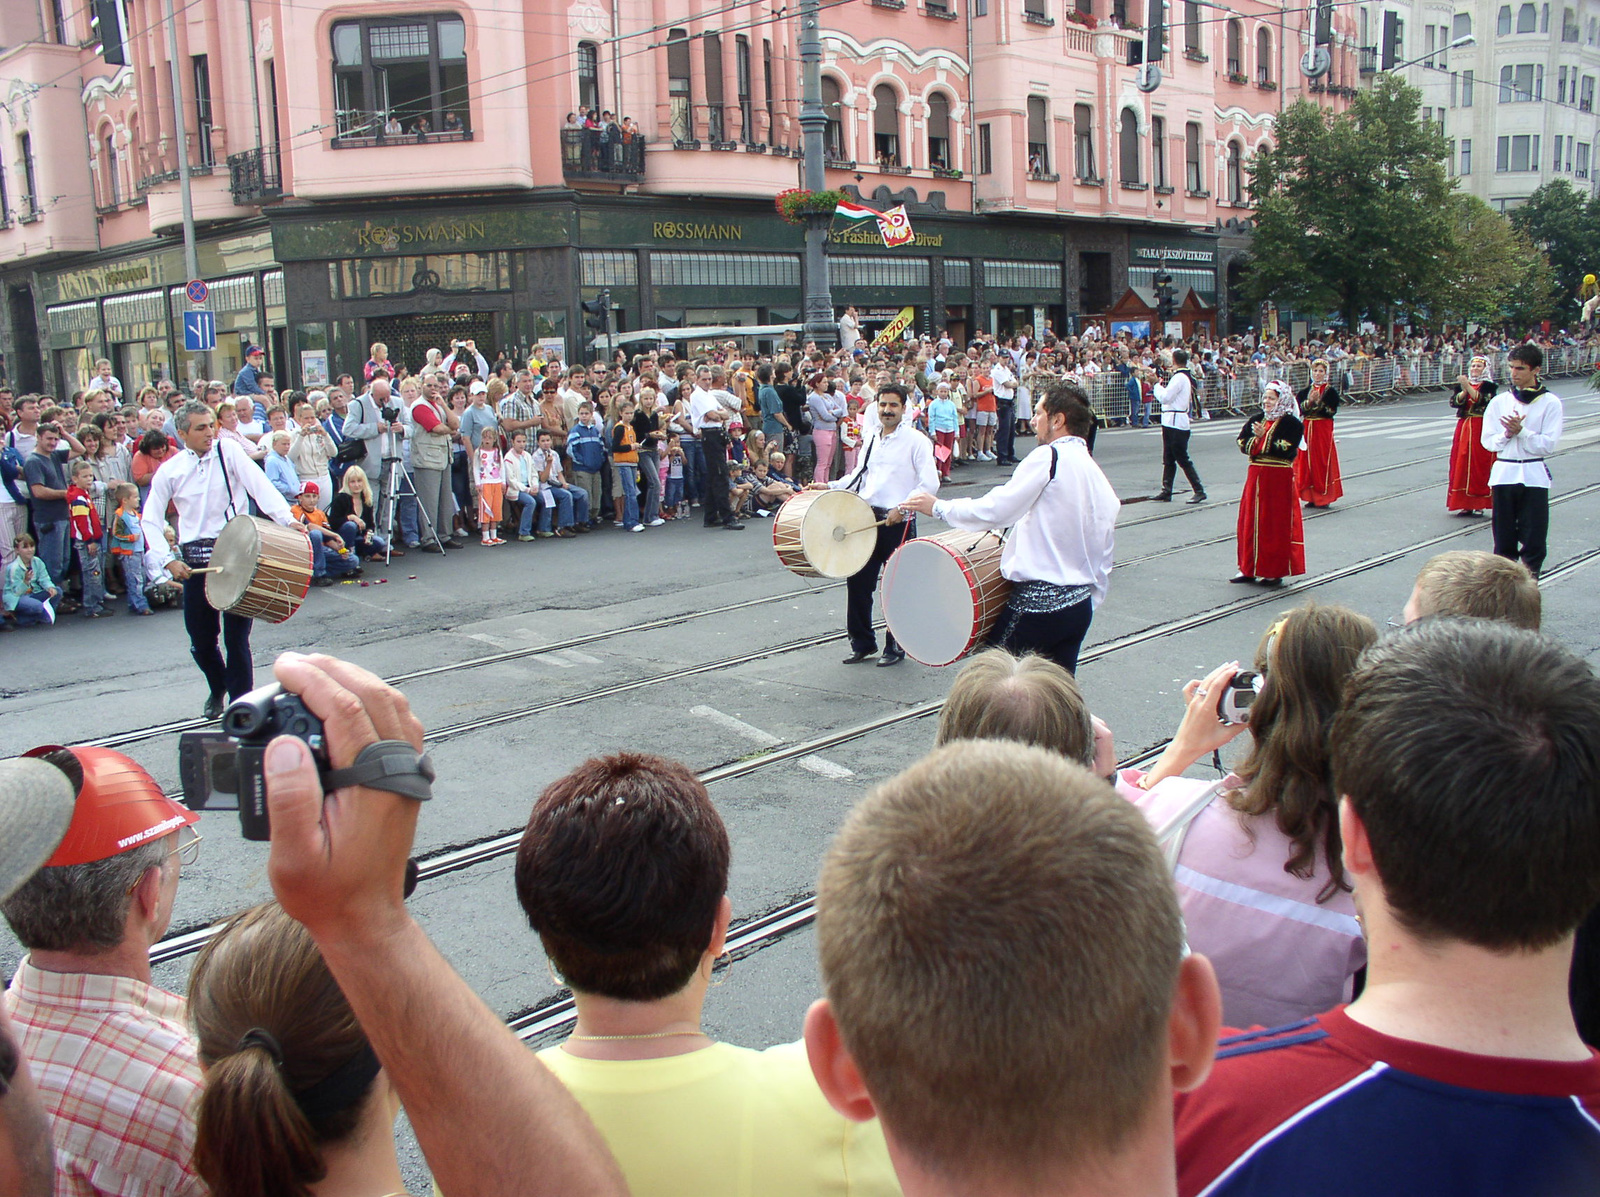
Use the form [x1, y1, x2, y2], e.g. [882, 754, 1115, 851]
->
[205, 516, 314, 623]
[883, 530, 1011, 667]
[771, 489, 877, 579]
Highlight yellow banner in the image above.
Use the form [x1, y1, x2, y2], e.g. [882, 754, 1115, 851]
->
[871, 306, 916, 349]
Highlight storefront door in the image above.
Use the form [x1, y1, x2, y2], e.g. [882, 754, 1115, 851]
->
[365, 312, 498, 376]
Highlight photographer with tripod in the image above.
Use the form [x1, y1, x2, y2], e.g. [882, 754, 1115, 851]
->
[340, 376, 404, 515]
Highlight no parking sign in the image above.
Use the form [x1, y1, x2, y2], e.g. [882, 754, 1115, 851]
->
[185, 279, 209, 305]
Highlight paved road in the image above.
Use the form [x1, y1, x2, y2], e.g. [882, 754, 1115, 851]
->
[3, 381, 1597, 1187]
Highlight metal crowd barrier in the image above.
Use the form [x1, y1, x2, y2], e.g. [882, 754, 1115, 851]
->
[1077, 346, 1599, 424]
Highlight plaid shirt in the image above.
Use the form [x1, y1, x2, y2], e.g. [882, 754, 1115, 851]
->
[498, 391, 539, 429]
[6, 959, 205, 1197]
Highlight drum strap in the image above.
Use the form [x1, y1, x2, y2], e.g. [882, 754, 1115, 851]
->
[844, 439, 874, 493]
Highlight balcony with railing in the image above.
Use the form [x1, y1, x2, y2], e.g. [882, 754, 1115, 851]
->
[1358, 45, 1378, 73]
[562, 127, 646, 181]
[227, 147, 284, 205]
[331, 109, 474, 148]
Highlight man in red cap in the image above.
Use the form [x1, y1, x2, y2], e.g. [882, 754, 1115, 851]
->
[1, 747, 205, 1197]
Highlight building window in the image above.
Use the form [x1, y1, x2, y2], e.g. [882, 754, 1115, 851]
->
[1462, 69, 1474, 104]
[1517, 3, 1536, 31]
[1073, 103, 1096, 180]
[579, 250, 640, 287]
[1564, 6, 1580, 39]
[1541, 2, 1549, 31]
[577, 42, 600, 113]
[1185, 120, 1202, 191]
[873, 83, 900, 166]
[1226, 139, 1243, 201]
[1256, 27, 1272, 82]
[192, 55, 215, 167]
[763, 40, 776, 145]
[928, 91, 952, 169]
[1, 144, 13, 220]
[1425, 24, 1437, 66]
[1027, 95, 1050, 175]
[1499, 63, 1539, 100]
[1226, 18, 1242, 73]
[653, 252, 801, 288]
[830, 255, 932, 288]
[1582, 75, 1596, 111]
[1577, 140, 1591, 177]
[1025, 0, 1047, 19]
[983, 260, 1063, 289]
[736, 37, 753, 142]
[1453, 11, 1473, 40]
[17, 133, 37, 218]
[1119, 109, 1140, 182]
[703, 33, 725, 142]
[1185, 0, 1202, 51]
[1496, 133, 1538, 170]
[1460, 137, 1472, 173]
[330, 14, 469, 139]
[822, 77, 844, 157]
[1152, 115, 1168, 187]
[945, 260, 972, 289]
[101, 130, 120, 206]
[667, 29, 692, 142]
[1559, 65, 1568, 102]
[1447, 137, 1456, 174]
[1497, 5, 1512, 34]
[978, 122, 993, 174]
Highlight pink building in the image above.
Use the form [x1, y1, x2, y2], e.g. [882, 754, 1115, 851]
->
[0, 0, 1349, 393]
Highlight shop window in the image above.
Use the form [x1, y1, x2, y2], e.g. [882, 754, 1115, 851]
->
[1226, 139, 1243, 202]
[830, 256, 931, 288]
[928, 91, 952, 169]
[577, 42, 600, 113]
[983, 260, 1062, 289]
[874, 84, 901, 166]
[1073, 103, 1096, 180]
[1226, 18, 1242, 73]
[1184, 121, 1203, 192]
[1027, 96, 1050, 176]
[1256, 28, 1271, 82]
[653, 252, 800, 288]
[822, 77, 844, 157]
[330, 14, 470, 141]
[667, 30, 692, 142]
[945, 260, 972, 289]
[1151, 116, 1167, 188]
[1119, 109, 1140, 183]
[579, 250, 639, 288]
[703, 33, 725, 142]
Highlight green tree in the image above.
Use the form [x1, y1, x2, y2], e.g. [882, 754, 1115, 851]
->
[1244, 76, 1454, 328]
[1507, 180, 1600, 323]
[1434, 194, 1554, 327]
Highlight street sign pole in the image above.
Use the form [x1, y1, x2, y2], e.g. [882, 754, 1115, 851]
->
[163, 0, 206, 388]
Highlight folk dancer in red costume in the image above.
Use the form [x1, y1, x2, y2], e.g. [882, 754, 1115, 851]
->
[1446, 354, 1497, 516]
[1232, 380, 1305, 587]
[1293, 359, 1343, 508]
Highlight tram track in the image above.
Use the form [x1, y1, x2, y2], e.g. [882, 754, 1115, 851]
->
[144, 501, 1600, 969]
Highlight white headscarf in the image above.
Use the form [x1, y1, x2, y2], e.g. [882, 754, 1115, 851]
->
[1264, 379, 1299, 420]
[1467, 355, 1490, 385]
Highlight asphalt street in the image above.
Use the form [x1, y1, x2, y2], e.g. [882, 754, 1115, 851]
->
[3, 379, 1598, 1188]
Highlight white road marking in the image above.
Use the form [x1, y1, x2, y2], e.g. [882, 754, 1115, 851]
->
[530, 652, 575, 668]
[562, 648, 603, 665]
[468, 632, 508, 647]
[690, 705, 856, 779]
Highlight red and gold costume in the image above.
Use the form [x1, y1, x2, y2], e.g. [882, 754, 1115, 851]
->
[1446, 365, 1497, 513]
[1293, 379, 1343, 507]
[1236, 408, 1305, 581]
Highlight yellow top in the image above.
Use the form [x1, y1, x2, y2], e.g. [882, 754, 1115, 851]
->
[433, 1040, 901, 1197]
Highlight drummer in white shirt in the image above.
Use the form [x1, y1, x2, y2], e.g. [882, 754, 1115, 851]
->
[904, 379, 1118, 674]
[143, 400, 304, 718]
[811, 384, 938, 667]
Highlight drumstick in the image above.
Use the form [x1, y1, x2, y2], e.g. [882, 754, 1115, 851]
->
[186, 566, 225, 574]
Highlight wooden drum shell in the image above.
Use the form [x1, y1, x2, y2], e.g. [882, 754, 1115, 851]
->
[882, 530, 1012, 667]
[205, 516, 314, 624]
[771, 489, 877, 579]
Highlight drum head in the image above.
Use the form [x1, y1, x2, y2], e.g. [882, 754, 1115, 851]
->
[205, 516, 262, 611]
[883, 538, 984, 667]
[799, 489, 876, 578]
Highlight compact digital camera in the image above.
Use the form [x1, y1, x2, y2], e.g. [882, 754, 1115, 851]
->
[1218, 669, 1265, 726]
[178, 684, 328, 840]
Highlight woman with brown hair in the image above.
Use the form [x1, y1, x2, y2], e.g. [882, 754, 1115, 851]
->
[1118, 602, 1377, 1026]
[189, 902, 410, 1197]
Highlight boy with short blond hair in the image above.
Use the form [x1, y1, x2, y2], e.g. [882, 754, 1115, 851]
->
[109, 483, 151, 615]
[66, 459, 109, 617]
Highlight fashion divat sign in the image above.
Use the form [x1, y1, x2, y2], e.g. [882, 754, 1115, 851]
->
[829, 226, 944, 248]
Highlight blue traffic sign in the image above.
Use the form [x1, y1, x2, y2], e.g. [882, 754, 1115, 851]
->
[185, 278, 209, 305]
[183, 310, 216, 352]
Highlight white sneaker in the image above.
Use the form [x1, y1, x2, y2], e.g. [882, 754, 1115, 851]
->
[647, 518, 665, 526]
[630, 524, 644, 532]
[613, 520, 625, 527]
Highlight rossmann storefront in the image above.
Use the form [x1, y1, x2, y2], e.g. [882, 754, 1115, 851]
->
[266, 195, 1136, 384]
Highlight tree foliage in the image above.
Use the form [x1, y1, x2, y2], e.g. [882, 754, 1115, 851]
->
[1507, 180, 1600, 324]
[1435, 194, 1553, 327]
[1245, 76, 1455, 328]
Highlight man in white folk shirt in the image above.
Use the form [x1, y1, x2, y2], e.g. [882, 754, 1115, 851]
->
[813, 384, 938, 668]
[144, 401, 305, 718]
[1148, 348, 1208, 504]
[905, 379, 1117, 674]
[1482, 343, 1562, 578]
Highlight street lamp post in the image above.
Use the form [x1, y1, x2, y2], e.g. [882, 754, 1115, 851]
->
[1383, 35, 1475, 74]
[798, 0, 838, 349]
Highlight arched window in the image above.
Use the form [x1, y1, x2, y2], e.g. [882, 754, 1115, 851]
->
[577, 42, 600, 113]
[1498, 5, 1513, 33]
[1256, 27, 1272, 82]
[928, 91, 952, 169]
[821, 76, 844, 159]
[1517, 3, 1537, 31]
[1226, 19, 1243, 74]
[1226, 139, 1243, 202]
[1119, 108, 1140, 182]
[101, 129, 119, 207]
[873, 83, 900, 166]
[1027, 95, 1050, 175]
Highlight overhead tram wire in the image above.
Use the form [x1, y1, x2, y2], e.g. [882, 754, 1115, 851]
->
[143, 505, 1600, 969]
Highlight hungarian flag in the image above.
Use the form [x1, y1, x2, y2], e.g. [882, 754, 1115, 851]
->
[876, 205, 915, 248]
[834, 200, 879, 220]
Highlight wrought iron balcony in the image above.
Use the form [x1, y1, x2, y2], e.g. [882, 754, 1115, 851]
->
[227, 147, 283, 205]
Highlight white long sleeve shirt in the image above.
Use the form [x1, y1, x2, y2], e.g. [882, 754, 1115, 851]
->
[143, 438, 296, 569]
[932, 436, 1119, 607]
[830, 424, 939, 509]
[1154, 371, 1194, 430]
[990, 362, 1017, 401]
[1482, 387, 1562, 489]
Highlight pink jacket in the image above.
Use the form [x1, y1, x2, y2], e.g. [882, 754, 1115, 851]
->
[1118, 770, 1367, 1029]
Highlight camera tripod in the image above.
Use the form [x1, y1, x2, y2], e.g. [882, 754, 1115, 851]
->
[379, 453, 443, 563]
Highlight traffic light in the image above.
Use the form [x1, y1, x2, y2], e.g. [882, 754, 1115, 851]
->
[90, 0, 127, 66]
[1314, 0, 1334, 45]
[1146, 0, 1166, 62]
[1154, 270, 1175, 323]
[582, 289, 611, 337]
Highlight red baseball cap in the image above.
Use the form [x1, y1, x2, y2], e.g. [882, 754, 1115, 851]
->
[24, 746, 198, 867]
[300, 481, 319, 496]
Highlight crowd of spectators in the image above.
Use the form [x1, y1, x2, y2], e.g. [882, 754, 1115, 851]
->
[1, 543, 1596, 1197]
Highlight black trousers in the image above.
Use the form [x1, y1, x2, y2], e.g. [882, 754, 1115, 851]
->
[995, 400, 1016, 460]
[1491, 483, 1550, 577]
[183, 574, 255, 701]
[989, 596, 1095, 674]
[702, 429, 735, 525]
[846, 516, 914, 656]
[1161, 426, 1204, 495]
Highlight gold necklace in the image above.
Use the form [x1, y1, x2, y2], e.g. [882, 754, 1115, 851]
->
[569, 1029, 709, 1042]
